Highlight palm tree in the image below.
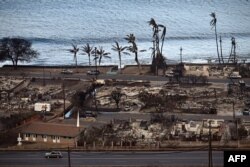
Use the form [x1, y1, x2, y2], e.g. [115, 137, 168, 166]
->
[148, 18, 167, 75]
[124, 34, 145, 74]
[112, 41, 129, 72]
[96, 47, 111, 66]
[82, 43, 93, 66]
[68, 44, 79, 71]
[210, 12, 223, 64]
[92, 47, 99, 80]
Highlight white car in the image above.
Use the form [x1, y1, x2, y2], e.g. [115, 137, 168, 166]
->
[45, 151, 63, 158]
[61, 69, 73, 74]
[87, 70, 100, 75]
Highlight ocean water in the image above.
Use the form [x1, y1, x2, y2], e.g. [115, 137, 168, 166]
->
[0, 0, 250, 66]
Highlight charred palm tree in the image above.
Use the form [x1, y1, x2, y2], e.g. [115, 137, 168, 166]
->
[147, 18, 166, 55]
[96, 47, 111, 66]
[124, 34, 145, 74]
[148, 18, 167, 75]
[68, 44, 79, 72]
[111, 89, 126, 110]
[112, 41, 129, 72]
[82, 43, 93, 66]
[210, 13, 223, 64]
[228, 37, 237, 64]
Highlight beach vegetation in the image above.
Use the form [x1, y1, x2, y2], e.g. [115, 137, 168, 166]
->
[124, 34, 145, 74]
[112, 41, 129, 72]
[0, 37, 38, 69]
[67, 43, 79, 72]
[96, 47, 111, 66]
[82, 43, 93, 66]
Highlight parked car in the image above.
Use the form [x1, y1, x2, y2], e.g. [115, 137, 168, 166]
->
[124, 105, 132, 111]
[242, 108, 250, 116]
[87, 70, 100, 75]
[228, 72, 242, 79]
[44, 151, 63, 158]
[61, 69, 73, 74]
[85, 111, 97, 117]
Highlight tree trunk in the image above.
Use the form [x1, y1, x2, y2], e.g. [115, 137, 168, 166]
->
[215, 26, 221, 64]
[11, 59, 15, 69]
[14, 61, 18, 70]
[99, 57, 101, 66]
[88, 54, 91, 66]
[119, 52, 122, 73]
[233, 44, 236, 64]
[75, 53, 78, 72]
[160, 38, 165, 55]
[116, 102, 119, 110]
[219, 36, 223, 64]
[151, 57, 157, 74]
[135, 52, 141, 74]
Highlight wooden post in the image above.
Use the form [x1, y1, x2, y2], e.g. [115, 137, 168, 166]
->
[67, 146, 71, 167]
[233, 102, 235, 121]
[208, 121, 213, 167]
[180, 47, 183, 63]
[93, 141, 95, 149]
[62, 80, 66, 119]
[102, 140, 105, 148]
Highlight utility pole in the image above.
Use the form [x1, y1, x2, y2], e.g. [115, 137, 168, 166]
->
[62, 80, 66, 119]
[94, 47, 98, 80]
[43, 65, 45, 86]
[236, 118, 239, 148]
[233, 37, 236, 64]
[180, 47, 183, 63]
[68, 146, 71, 167]
[94, 88, 98, 113]
[233, 101, 235, 121]
[208, 120, 213, 167]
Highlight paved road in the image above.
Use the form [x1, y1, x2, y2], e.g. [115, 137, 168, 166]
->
[53, 112, 250, 129]
[1, 70, 250, 84]
[0, 151, 223, 167]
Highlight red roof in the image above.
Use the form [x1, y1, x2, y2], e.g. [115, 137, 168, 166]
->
[22, 122, 83, 137]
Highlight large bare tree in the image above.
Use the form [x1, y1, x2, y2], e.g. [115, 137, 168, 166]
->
[0, 38, 38, 69]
